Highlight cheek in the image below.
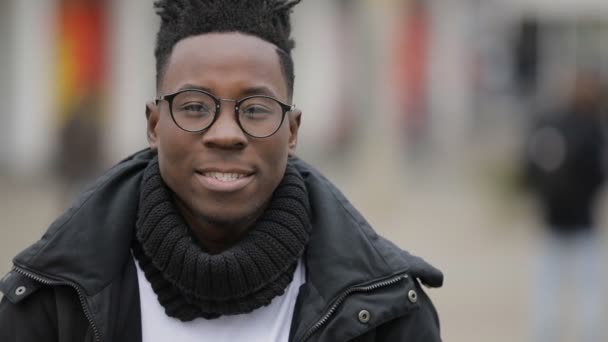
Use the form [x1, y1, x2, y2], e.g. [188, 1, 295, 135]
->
[258, 129, 291, 173]
[269, 124, 291, 150]
[157, 117, 193, 171]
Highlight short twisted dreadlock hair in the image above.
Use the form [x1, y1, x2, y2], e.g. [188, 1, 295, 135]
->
[154, 0, 301, 98]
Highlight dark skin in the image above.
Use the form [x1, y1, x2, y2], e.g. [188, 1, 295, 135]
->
[146, 33, 301, 253]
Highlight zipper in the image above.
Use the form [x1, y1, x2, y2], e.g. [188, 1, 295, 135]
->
[297, 273, 409, 342]
[13, 266, 102, 342]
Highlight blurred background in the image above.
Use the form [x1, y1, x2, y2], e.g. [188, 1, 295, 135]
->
[1, 0, 608, 341]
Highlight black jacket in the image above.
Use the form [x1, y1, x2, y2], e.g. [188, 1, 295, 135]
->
[0, 149, 443, 341]
[524, 109, 606, 230]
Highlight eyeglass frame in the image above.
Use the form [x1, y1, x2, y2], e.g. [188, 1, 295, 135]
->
[155, 89, 296, 138]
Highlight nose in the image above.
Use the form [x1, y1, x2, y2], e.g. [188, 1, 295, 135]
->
[201, 102, 248, 150]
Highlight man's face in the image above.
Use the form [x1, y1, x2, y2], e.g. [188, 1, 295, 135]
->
[146, 33, 300, 232]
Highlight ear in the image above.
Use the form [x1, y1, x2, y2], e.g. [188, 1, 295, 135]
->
[146, 101, 160, 151]
[287, 109, 301, 157]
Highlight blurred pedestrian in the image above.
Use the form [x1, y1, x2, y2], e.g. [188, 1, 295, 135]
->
[524, 71, 606, 342]
[392, 0, 430, 159]
[56, 96, 103, 203]
[54, 0, 107, 205]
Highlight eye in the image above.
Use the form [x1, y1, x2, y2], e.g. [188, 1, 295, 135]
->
[242, 105, 272, 115]
[179, 102, 213, 117]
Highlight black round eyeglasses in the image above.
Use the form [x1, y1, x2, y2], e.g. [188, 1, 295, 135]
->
[155, 89, 295, 138]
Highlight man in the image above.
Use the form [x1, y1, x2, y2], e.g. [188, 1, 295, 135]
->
[524, 72, 605, 342]
[0, 1, 443, 341]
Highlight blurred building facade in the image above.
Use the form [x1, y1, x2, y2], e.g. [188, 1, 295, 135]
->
[0, 0, 157, 177]
[2, 0, 608, 177]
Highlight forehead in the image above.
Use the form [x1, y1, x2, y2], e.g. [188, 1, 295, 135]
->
[160, 32, 287, 98]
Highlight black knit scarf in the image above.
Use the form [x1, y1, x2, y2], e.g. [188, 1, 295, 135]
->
[132, 157, 311, 321]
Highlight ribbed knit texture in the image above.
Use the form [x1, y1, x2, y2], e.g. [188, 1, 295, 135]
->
[132, 157, 311, 321]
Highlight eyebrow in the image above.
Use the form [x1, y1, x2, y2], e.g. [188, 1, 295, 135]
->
[177, 84, 278, 98]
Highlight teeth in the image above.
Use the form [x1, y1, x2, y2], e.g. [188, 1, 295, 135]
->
[204, 172, 245, 182]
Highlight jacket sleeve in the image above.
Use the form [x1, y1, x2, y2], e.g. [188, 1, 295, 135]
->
[0, 287, 59, 342]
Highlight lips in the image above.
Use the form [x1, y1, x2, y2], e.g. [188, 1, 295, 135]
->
[195, 168, 255, 193]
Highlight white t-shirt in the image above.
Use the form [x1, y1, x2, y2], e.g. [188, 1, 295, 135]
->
[135, 257, 306, 342]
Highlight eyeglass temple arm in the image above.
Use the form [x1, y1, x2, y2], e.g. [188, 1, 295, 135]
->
[154, 95, 166, 104]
